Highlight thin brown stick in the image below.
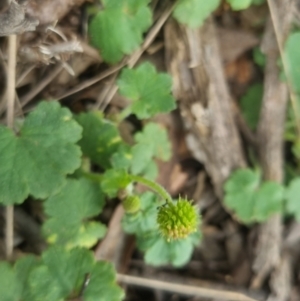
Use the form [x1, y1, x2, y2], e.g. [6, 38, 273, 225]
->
[128, 2, 175, 68]
[266, 0, 300, 136]
[5, 206, 14, 259]
[5, 34, 17, 259]
[20, 65, 63, 108]
[251, 10, 290, 297]
[57, 62, 125, 101]
[6, 35, 17, 128]
[117, 274, 259, 301]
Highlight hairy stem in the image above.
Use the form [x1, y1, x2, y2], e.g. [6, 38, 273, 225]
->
[129, 174, 173, 204]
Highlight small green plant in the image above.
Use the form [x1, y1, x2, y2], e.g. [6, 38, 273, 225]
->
[89, 0, 152, 63]
[173, 0, 220, 28]
[0, 59, 199, 301]
[0, 247, 124, 301]
[227, 0, 252, 10]
[172, 0, 263, 29]
[227, 0, 264, 10]
[1, 0, 259, 298]
[224, 168, 284, 223]
[224, 168, 300, 224]
[122, 192, 201, 267]
[0, 102, 82, 205]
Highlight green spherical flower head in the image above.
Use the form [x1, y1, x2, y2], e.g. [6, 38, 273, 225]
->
[122, 195, 141, 213]
[157, 198, 199, 240]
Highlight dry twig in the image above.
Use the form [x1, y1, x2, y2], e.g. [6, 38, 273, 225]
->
[5, 33, 17, 259]
[251, 1, 294, 299]
[117, 274, 260, 301]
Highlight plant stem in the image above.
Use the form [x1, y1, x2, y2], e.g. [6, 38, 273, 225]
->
[5, 34, 17, 259]
[129, 174, 173, 204]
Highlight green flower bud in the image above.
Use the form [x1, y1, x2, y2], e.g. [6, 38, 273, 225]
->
[157, 198, 199, 240]
[122, 195, 141, 213]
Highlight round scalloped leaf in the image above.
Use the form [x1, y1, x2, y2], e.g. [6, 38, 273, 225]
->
[117, 62, 176, 119]
[26, 265, 63, 301]
[89, 0, 152, 63]
[76, 112, 124, 169]
[83, 261, 125, 301]
[131, 123, 171, 177]
[14, 255, 40, 301]
[67, 222, 107, 249]
[254, 182, 284, 221]
[13, 247, 123, 301]
[25, 247, 94, 301]
[101, 169, 132, 197]
[286, 178, 300, 220]
[227, 0, 252, 10]
[224, 168, 284, 223]
[0, 101, 82, 205]
[137, 232, 201, 267]
[42, 247, 94, 297]
[173, 0, 220, 28]
[0, 262, 22, 301]
[43, 178, 105, 247]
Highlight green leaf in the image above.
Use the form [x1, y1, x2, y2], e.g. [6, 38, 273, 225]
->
[14, 255, 40, 301]
[284, 105, 297, 142]
[224, 169, 260, 222]
[173, 0, 220, 28]
[292, 139, 300, 159]
[111, 144, 132, 170]
[26, 265, 63, 301]
[227, 0, 252, 10]
[224, 169, 284, 223]
[240, 84, 263, 130]
[252, 0, 265, 4]
[0, 101, 82, 205]
[42, 247, 94, 297]
[253, 47, 266, 68]
[83, 261, 125, 301]
[43, 178, 105, 247]
[137, 160, 158, 180]
[286, 178, 300, 220]
[69, 222, 107, 248]
[101, 169, 132, 197]
[26, 247, 95, 301]
[130, 123, 171, 177]
[122, 192, 160, 234]
[254, 182, 284, 221]
[285, 32, 300, 100]
[89, 0, 152, 63]
[138, 232, 200, 267]
[0, 262, 21, 301]
[19, 247, 123, 301]
[76, 112, 124, 169]
[118, 62, 176, 119]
